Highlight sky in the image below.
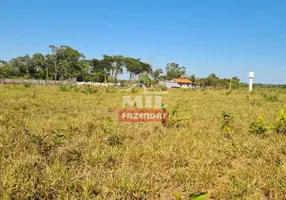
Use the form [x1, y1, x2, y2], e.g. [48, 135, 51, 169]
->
[1, 0, 286, 84]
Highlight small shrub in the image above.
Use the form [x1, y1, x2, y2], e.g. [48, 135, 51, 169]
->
[107, 135, 124, 147]
[162, 104, 180, 128]
[249, 116, 268, 134]
[52, 131, 66, 145]
[161, 85, 168, 91]
[275, 158, 281, 167]
[221, 112, 233, 135]
[250, 100, 261, 107]
[52, 124, 68, 145]
[84, 85, 98, 95]
[273, 109, 286, 134]
[58, 83, 70, 92]
[173, 192, 208, 200]
[30, 134, 44, 146]
[74, 86, 81, 92]
[70, 85, 81, 92]
[189, 192, 208, 200]
[106, 87, 117, 93]
[267, 95, 278, 102]
[23, 82, 32, 88]
[225, 90, 231, 96]
[162, 103, 189, 128]
[263, 93, 279, 102]
[131, 87, 139, 93]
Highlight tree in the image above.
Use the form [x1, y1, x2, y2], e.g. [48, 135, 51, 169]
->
[58, 46, 85, 80]
[0, 63, 14, 78]
[208, 73, 218, 79]
[138, 73, 151, 86]
[196, 73, 241, 89]
[152, 68, 163, 83]
[77, 60, 89, 82]
[231, 76, 240, 89]
[190, 74, 196, 83]
[30, 53, 48, 79]
[0, 60, 7, 65]
[9, 55, 31, 78]
[125, 57, 152, 84]
[205, 73, 219, 87]
[124, 57, 141, 83]
[103, 55, 125, 84]
[47, 45, 86, 81]
[166, 63, 186, 79]
[87, 58, 111, 83]
[47, 45, 60, 80]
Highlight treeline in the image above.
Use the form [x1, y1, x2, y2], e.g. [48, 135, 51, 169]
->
[253, 84, 286, 89]
[0, 45, 241, 88]
[0, 45, 151, 83]
[195, 73, 240, 89]
[0, 45, 184, 84]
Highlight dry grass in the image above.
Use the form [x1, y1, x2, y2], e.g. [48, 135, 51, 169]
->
[0, 85, 286, 199]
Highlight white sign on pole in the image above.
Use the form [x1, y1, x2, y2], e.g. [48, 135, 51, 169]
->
[249, 72, 254, 91]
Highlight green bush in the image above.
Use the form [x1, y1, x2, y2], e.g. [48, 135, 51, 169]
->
[249, 116, 268, 134]
[58, 83, 70, 92]
[225, 90, 232, 96]
[221, 112, 233, 135]
[173, 192, 208, 200]
[263, 93, 278, 102]
[161, 85, 168, 91]
[273, 109, 286, 134]
[23, 82, 32, 88]
[70, 85, 81, 92]
[73, 86, 81, 92]
[267, 95, 278, 102]
[83, 85, 98, 95]
[52, 124, 68, 145]
[131, 87, 139, 93]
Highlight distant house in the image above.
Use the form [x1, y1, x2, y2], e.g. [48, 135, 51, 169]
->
[159, 78, 194, 88]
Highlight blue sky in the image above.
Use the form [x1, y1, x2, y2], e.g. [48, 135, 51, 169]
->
[1, 0, 285, 83]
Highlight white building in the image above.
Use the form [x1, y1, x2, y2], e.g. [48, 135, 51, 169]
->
[159, 79, 194, 88]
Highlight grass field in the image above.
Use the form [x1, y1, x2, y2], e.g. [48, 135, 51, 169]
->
[0, 84, 286, 199]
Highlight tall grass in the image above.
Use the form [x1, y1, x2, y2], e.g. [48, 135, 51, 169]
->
[0, 85, 286, 199]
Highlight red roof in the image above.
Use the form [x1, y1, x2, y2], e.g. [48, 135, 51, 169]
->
[173, 79, 192, 84]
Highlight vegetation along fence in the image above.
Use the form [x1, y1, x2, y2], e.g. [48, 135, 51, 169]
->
[0, 79, 73, 85]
